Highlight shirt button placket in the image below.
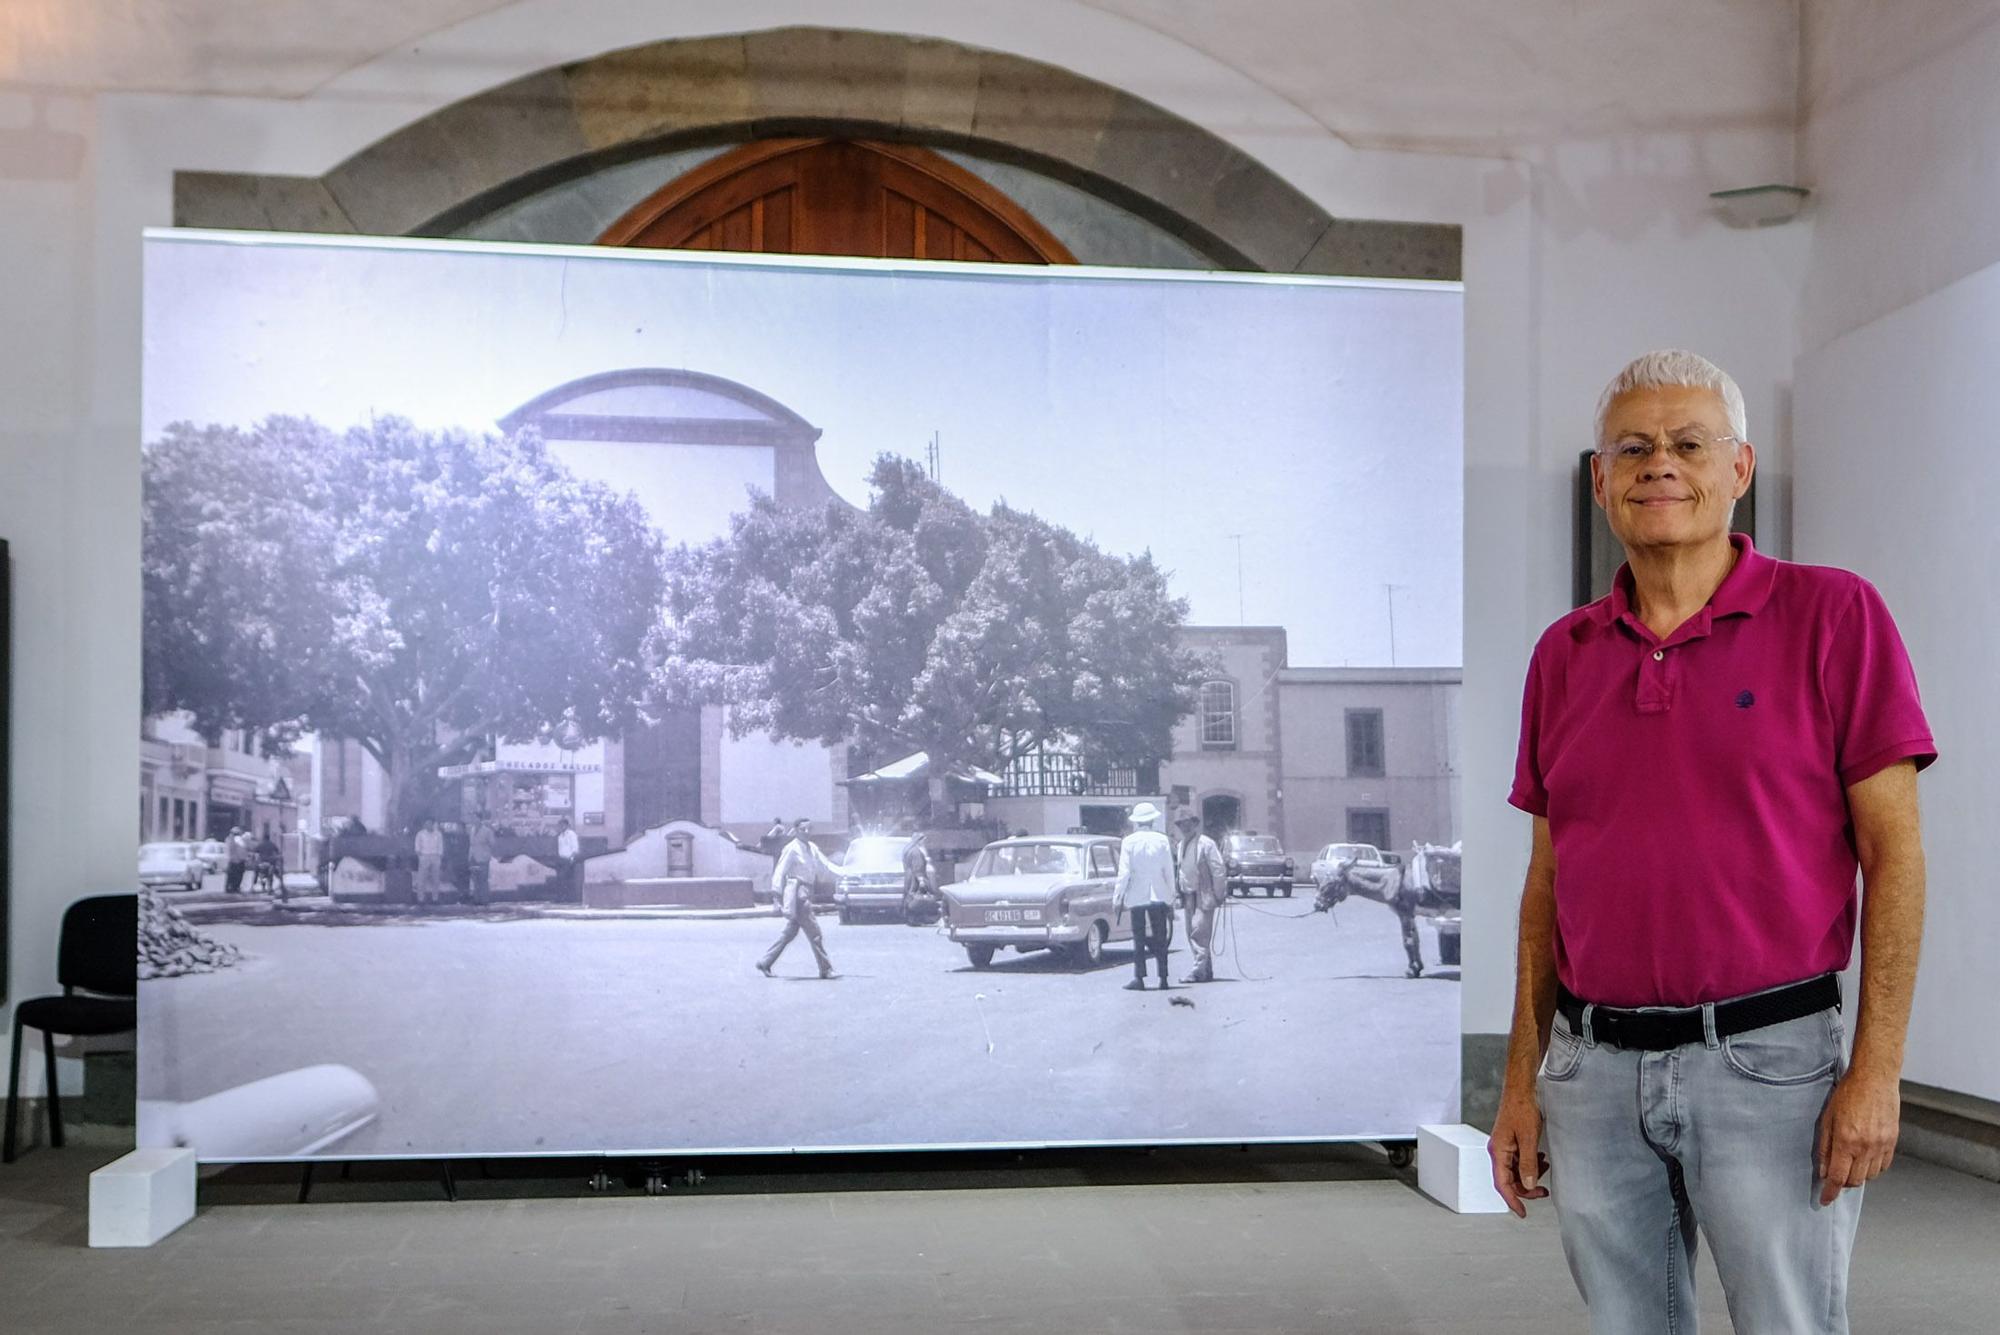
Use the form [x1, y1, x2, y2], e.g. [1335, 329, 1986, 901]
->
[1637, 644, 1673, 713]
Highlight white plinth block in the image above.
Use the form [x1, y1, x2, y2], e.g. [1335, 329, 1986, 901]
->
[89, 1147, 197, 1247]
[1416, 1123, 1510, 1214]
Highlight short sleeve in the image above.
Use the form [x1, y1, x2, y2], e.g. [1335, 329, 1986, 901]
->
[1824, 579, 1937, 786]
[1508, 647, 1550, 816]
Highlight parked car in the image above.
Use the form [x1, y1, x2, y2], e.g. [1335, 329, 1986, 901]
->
[942, 835, 1136, 969]
[1221, 831, 1295, 897]
[834, 835, 928, 923]
[194, 839, 229, 874]
[139, 841, 206, 891]
[1309, 841, 1393, 890]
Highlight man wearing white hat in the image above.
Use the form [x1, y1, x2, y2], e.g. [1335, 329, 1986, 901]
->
[1113, 802, 1177, 990]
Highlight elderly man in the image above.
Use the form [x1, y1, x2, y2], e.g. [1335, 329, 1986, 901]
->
[1113, 802, 1177, 991]
[1174, 812, 1227, 983]
[1489, 350, 1934, 1334]
[758, 818, 840, 979]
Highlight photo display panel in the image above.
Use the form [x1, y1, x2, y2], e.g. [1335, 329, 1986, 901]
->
[138, 230, 1464, 1160]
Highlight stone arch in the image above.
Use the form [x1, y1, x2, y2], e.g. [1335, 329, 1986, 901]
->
[175, 27, 1458, 280]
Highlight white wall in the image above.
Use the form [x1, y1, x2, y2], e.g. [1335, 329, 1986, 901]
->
[1793, 261, 2000, 1103]
[1, 1, 1808, 1060]
[1790, 1, 2000, 1105]
[1798, 1, 2000, 354]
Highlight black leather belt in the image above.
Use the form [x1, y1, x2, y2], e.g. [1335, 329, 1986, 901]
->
[1556, 974, 1840, 1052]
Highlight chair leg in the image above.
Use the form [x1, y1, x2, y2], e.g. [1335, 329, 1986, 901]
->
[42, 1030, 63, 1149]
[4, 1018, 24, 1163]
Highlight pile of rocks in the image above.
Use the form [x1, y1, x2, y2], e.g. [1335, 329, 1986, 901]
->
[138, 888, 244, 979]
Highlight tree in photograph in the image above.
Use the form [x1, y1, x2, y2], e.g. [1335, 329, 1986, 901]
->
[143, 416, 665, 829]
[658, 454, 1209, 781]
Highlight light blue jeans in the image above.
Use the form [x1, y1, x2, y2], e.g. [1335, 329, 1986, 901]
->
[1537, 993, 1861, 1334]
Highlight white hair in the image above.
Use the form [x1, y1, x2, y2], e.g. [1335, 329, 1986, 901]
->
[1594, 350, 1748, 447]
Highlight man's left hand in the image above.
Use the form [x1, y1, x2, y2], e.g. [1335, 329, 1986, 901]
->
[1816, 1068, 1900, 1206]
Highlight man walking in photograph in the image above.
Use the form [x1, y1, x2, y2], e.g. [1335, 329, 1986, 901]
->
[1489, 350, 1934, 1334]
[1114, 802, 1176, 991]
[758, 818, 839, 979]
[1175, 811, 1226, 984]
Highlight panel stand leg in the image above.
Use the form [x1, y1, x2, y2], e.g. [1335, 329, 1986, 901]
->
[298, 1162, 316, 1204]
[440, 1161, 457, 1202]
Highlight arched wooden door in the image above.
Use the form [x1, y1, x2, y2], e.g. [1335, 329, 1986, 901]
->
[596, 138, 1076, 264]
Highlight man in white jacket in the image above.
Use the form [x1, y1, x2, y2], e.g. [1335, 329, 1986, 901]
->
[758, 818, 840, 979]
[1113, 802, 1177, 991]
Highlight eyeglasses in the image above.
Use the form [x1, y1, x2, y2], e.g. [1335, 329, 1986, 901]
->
[1596, 432, 1741, 471]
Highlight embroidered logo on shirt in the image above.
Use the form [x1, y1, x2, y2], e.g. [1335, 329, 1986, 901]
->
[1735, 690, 1755, 709]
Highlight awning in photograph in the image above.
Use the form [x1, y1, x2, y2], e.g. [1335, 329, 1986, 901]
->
[437, 759, 605, 779]
[841, 751, 1002, 788]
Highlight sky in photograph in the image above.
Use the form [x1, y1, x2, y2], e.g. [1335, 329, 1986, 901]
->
[144, 235, 1463, 668]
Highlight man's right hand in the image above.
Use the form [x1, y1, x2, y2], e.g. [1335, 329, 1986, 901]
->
[1488, 1086, 1549, 1218]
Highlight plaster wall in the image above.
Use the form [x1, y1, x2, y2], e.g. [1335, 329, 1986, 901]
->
[1788, 0, 2000, 1106]
[1797, 1, 2000, 355]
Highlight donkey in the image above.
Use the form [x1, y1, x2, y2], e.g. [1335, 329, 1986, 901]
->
[1313, 858, 1426, 978]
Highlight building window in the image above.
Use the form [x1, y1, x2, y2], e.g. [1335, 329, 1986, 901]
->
[1346, 708, 1385, 777]
[172, 798, 186, 839]
[1199, 681, 1237, 750]
[1347, 807, 1391, 850]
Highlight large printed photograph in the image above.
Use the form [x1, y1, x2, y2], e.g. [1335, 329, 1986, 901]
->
[137, 231, 1464, 1160]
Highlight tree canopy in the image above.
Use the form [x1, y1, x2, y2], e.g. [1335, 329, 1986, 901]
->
[658, 456, 1208, 778]
[143, 416, 664, 827]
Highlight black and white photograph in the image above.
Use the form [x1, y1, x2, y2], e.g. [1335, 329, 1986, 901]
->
[136, 230, 1463, 1160]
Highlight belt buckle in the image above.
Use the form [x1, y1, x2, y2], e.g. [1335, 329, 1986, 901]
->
[1594, 1008, 1626, 1048]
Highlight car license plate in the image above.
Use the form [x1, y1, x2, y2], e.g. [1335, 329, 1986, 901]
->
[985, 908, 1040, 923]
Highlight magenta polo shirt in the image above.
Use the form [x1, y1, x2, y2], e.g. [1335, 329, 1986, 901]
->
[1510, 535, 1935, 1007]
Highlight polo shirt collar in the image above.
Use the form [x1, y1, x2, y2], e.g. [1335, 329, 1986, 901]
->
[1582, 533, 1775, 639]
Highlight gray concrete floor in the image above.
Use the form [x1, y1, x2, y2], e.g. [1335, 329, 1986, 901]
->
[2, 1138, 1996, 1333]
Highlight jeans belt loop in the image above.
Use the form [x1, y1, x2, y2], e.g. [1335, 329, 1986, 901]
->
[1701, 1001, 1720, 1049]
[1580, 1002, 1597, 1048]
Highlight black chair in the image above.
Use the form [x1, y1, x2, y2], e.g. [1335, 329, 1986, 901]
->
[5, 894, 137, 1162]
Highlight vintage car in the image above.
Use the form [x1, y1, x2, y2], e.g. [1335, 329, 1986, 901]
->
[942, 835, 1134, 969]
[1221, 831, 1295, 897]
[193, 839, 230, 874]
[139, 841, 207, 891]
[1309, 841, 1393, 890]
[833, 834, 928, 923]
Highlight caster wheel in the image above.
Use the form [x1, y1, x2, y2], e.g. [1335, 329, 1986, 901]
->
[1386, 1144, 1414, 1169]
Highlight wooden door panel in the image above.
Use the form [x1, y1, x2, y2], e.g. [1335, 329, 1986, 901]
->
[599, 138, 1074, 265]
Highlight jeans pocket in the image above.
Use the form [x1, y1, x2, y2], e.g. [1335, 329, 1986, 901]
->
[1721, 1011, 1839, 1086]
[1540, 1025, 1585, 1083]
